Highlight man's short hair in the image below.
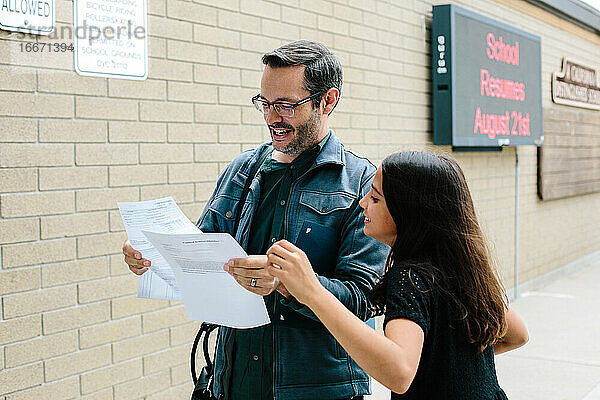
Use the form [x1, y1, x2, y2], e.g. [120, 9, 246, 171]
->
[262, 40, 343, 109]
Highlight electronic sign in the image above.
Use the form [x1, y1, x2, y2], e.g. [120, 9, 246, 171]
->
[432, 4, 543, 148]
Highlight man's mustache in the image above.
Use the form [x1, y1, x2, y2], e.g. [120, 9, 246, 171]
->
[269, 123, 294, 131]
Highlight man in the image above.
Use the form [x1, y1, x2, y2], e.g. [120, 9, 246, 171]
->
[123, 40, 388, 400]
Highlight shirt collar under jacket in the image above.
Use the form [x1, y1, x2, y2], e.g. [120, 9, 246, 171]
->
[232, 129, 344, 189]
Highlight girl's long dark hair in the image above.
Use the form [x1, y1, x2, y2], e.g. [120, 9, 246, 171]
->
[369, 151, 507, 351]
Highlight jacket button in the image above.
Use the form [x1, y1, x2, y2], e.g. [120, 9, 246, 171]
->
[225, 211, 233, 218]
[321, 206, 328, 213]
[280, 200, 286, 206]
[252, 355, 259, 361]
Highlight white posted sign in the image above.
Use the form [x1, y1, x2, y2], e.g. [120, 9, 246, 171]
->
[74, 0, 147, 80]
[0, 0, 55, 34]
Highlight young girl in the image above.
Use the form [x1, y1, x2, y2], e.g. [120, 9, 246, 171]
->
[266, 151, 528, 399]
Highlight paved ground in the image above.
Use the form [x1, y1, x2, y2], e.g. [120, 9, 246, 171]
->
[367, 254, 600, 399]
[495, 256, 600, 400]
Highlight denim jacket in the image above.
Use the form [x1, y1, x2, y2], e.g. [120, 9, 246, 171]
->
[196, 131, 389, 400]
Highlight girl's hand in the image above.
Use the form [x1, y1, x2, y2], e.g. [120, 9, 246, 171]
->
[266, 240, 325, 306]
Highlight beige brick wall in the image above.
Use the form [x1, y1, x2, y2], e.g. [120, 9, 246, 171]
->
[0, 0, 599, 399]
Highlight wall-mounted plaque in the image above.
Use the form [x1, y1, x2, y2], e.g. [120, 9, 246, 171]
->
[552, 58, 600, 111]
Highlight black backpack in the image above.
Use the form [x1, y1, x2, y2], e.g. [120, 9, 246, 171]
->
[190, 323, 219, 400]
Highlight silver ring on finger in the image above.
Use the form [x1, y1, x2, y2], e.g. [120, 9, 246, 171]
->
[250, 278, 257, 287]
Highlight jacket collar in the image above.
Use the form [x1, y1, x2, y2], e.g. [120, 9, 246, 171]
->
[313, 129, 345, 168]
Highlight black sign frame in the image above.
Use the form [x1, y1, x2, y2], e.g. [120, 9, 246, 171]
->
[432, 4, 544, 149]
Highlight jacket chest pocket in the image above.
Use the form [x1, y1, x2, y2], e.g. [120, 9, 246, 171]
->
[208, 195, 239, 234]
[295, 191, 355, 276]
[298, 190, 355, 220]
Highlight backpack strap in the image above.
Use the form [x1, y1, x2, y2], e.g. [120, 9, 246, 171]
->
[191, 322, 218, 385]
[232, 146, 272, 236]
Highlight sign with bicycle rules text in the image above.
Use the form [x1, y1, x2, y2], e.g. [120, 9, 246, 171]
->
[74, 0, 147, 80]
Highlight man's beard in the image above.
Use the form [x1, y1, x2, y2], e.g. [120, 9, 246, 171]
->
[271, 108, 321, 156]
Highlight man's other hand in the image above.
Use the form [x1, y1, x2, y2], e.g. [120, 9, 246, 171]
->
[225, 255, 282, 296]
[123, 239, 151, 275]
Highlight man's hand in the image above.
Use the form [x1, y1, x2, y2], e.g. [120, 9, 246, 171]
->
[225, 255, 284, 296]
[122, 239, 151, 275]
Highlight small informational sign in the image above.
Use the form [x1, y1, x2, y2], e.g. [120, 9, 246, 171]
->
[432, 4, 543, 148]
[0, 0, 54, 35]
[74, 0, 147, 80]
[552, 58, 600, 110]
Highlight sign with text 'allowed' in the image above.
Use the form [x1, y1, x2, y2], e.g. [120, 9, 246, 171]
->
[0, 0, 54, 34]
[432, 4, 543, 147]
[74, 0, 147, 80]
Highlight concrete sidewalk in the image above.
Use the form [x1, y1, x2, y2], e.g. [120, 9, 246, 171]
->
[368, 251, 600, 399]
[495, 253, 600, 399]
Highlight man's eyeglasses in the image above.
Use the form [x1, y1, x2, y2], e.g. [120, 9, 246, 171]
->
[251, 92, 323, 118]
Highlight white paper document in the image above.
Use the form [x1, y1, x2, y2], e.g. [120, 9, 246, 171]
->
[142, 231, 270, 329]
[118, 197, 270, 329]
[118, 197, 200, 301]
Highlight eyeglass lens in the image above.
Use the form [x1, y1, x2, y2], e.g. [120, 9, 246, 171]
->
[253, 99, 294, 117]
